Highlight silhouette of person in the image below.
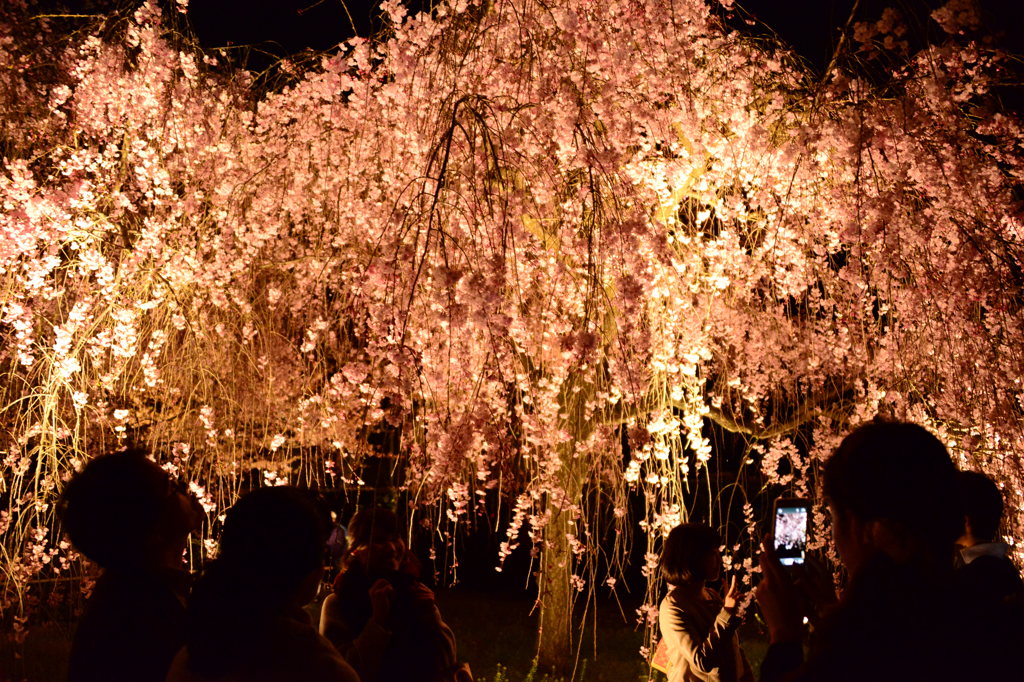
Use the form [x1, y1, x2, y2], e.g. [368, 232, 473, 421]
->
[955, 470, 1024, 602]
[325, 510, 349, 581]
[954, 470, 1024, 679]
[59, 448, 204, 682]
[319, 507, 466, 682]
[166, 485, 359, 682]
[755, 420, 971, 682]
[658, 523, 754, 682]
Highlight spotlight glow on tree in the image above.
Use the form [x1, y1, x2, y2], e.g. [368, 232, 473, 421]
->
[1, 0, 1022, 667]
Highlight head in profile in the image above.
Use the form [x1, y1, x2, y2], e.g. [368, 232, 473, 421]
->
[186, 486, 328, 675]
[957, 470, 1004, 548]
[823, 420, 961, 575]
[59, 448, 202, 572]
[660, 523, 723, 587]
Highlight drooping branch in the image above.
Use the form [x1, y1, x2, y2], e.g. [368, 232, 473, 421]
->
[703, 397, 853, 441]
[598, 379, 856, 440]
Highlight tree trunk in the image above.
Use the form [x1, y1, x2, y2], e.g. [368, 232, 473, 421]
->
[537, 498, 575, 671]
[535, 366, 598, 671]
[536, 442, 586, 673]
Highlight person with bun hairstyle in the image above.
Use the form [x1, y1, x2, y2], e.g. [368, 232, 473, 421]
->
[60, 449, 204, 682]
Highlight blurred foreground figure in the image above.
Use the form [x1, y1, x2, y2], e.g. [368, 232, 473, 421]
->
[320, 507, 471, 682]
[954, 470, 1024, 678]
[166, 486, 359, 682]
[658, 522, 754, 682]
[955, 470, 1024, 601]
[59, 449, 204, 682]
[756, 421, 976, 682]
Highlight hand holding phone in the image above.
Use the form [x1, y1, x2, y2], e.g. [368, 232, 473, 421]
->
[755, 539, 804, 643]
[772, 498, 809, 566]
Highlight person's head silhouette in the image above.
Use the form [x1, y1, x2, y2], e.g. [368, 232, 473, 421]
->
[59, 448, 202, 571]
[660, 523, 723, 586]
[823, 420, 961, 574]
[345, 506, 416, 577]
[185, 486, 328, 676]
[216, 485, 327, 604]
[59, 449, 204, 682]
[957, 470, 1005, 547]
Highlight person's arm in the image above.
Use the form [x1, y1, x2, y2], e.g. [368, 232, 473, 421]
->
[409, 583, 459, 666]
[754, 543, 806, 682]
[320, 581, 393, 682]
[427, 604, 459, 666]
[659, 586, 742, 674]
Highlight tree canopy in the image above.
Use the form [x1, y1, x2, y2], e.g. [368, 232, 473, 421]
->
[1, 0, 1022, 662]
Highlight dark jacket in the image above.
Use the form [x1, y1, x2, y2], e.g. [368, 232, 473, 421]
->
[68, 567, 189, 682]
[324, 564, 457, 682]
[760, 554, 971, 682]
[165, 606, 360, 682]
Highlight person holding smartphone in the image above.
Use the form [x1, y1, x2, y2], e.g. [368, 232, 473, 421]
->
[658, 523, 754, 682]
[755, 421, 972, 682]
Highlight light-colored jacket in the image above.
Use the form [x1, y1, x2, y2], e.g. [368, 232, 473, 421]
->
[658, 586, 752, 682]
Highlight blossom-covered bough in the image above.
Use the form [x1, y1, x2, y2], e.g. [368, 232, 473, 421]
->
[1, 0, 1022, 668]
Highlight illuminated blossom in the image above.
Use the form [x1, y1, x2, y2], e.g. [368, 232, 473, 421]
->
[1, 0, 1022, 658]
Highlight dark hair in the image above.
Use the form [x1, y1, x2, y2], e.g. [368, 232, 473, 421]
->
[186, 486, 327, 675]
[660, 523, 721, 586]
[58, 449, 170, 569]
[341, 506, 421, 579]
[216, 486, 327, 585]
[347, 506, 401, 549]
[823, 421, 962, 559]
[958, 470, 1003, 543]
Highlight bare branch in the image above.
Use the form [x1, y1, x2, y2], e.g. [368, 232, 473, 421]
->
[703, 384, 855, 440]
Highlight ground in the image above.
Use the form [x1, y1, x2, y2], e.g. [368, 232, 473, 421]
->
[0, 585, 770, 681]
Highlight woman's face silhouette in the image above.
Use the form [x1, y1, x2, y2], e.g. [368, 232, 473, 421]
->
[702, 548, 723, 583]
[143, 462, 205, 568]
[830, 502, 874, 576]
[359, 534, 404, 574]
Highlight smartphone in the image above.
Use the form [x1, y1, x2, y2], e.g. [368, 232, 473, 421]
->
[773, 498, 810, 566]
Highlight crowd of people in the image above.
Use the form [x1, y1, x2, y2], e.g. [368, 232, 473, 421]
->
[658, 421, 1024, 682]
[57, 419, 1023, 681]
[59, 452, 471, 682]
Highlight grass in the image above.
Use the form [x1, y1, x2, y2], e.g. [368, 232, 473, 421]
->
[434, 586, 769, 682]
[0, 585, 768, 682]
[0, 621, 73, 682]
[435, 587, 651, 682]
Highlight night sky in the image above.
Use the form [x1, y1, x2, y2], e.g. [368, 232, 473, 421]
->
[186, 0, 883, 65]
[25, 0, 1024, 77]
[180, 0, 1023, 72]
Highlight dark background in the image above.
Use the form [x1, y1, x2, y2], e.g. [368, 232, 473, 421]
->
[181, 0, 1023, 70]
[26, 0, 1024, 73]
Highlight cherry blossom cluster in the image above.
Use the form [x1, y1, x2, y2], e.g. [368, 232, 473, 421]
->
[1, 0, 1021, 653]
